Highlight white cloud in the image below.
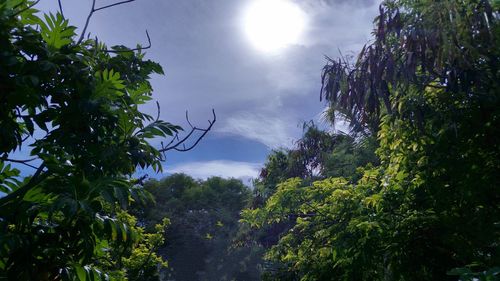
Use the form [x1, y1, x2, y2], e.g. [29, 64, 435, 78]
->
[167, 160, 261, 181]
[299, 0, 380, 49]
[216, 112, 296, 148]
[37, 0, 380, 171]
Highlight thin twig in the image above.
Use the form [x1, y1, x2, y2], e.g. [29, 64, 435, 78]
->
[163, 134, 180, 150]
[155, 101, 160, 122]
[159, 109, 216, 153]
[58, 0, 65, 19]
[185, 110, 194, 129]
[77, 0, 138, 44]
[2, 157, 39, 169]
[12, 0, 41, 17]
[104, 30, 152, 53]
[172, 115, 215, 152]
[77, 0, 96, 44]
[93, 0, 137, 12]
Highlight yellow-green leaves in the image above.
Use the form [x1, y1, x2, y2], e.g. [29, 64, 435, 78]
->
[242, 170, 386, 280]
[38, 13, 76, 49]
[363, 193, 382, 211]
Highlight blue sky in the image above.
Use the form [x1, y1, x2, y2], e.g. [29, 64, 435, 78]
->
[22, 0, 379, 183]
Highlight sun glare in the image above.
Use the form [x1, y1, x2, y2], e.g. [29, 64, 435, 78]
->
[243, 0, 306, 53]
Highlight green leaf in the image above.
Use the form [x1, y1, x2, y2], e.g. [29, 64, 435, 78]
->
[38, 13, 76, 49]
[74, 265, 86, 281]
[94, 69, 125, 99]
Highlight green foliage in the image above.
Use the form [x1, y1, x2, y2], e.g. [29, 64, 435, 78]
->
[253, 123, 378, 204]
[241, 172, 385, 281]
[116, 213, 169, 281]
[242, 123, 379, 278]
[244, 0, 500, 280]
[0, 162, 21, 194]
[141, 174, 262, 281]
[0, 1, 179, 280]
[38, 13, 76, 49]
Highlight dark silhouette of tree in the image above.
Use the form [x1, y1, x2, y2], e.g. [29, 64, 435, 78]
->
[0, 1, 214, 280]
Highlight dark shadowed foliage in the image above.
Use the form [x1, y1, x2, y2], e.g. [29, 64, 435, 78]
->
[141, 174, 262, 281]
[0, 1, 213, 280]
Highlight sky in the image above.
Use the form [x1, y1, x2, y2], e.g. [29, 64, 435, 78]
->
[31, 0, 380, 184]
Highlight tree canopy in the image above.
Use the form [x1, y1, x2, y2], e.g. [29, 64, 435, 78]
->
[1, 0, 498, 280]
[0, 1, 212, 280]
[243, 0, 500, 280]
[141, 174, 261, 281]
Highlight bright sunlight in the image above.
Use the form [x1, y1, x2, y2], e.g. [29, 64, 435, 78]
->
[242, 0, 306, 53]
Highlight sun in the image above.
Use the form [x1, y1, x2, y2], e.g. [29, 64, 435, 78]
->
[243, 0, 306, 53]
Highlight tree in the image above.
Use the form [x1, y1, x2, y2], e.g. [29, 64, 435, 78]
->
[244, 0, 500, 280]
[252, 123, 378, 206]
[141, 174, 261, 281]
[239, 123, 378, 279]
[95, 211, 170, 281]
[0, 1, 214, 280]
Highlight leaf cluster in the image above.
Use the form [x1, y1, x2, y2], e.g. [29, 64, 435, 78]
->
[0, 1, 181, 280]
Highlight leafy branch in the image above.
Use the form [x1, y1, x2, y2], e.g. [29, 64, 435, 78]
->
[0, 163, 48, 206]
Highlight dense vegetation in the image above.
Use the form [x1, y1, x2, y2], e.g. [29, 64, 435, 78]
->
[140, 175, 262, 281]
[0, 0, 184, 280]
[0, 0, 498, 280]
[242, 0, 500, 280]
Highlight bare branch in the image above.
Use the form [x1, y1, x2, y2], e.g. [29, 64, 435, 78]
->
[155, 101, 160, 121]
[159, 109, 216, 153]
[2, 157, 39, 169]
[162, 126, 196, 151]
[163, 134, 180, 151]
[185, 110, 194, 129]
[93, 0, 137, 12]
[104, 30, 152, 53]
[77, 0, 96, 44]
[58, 0, 65, 19]
[77, 0, 138, 44]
